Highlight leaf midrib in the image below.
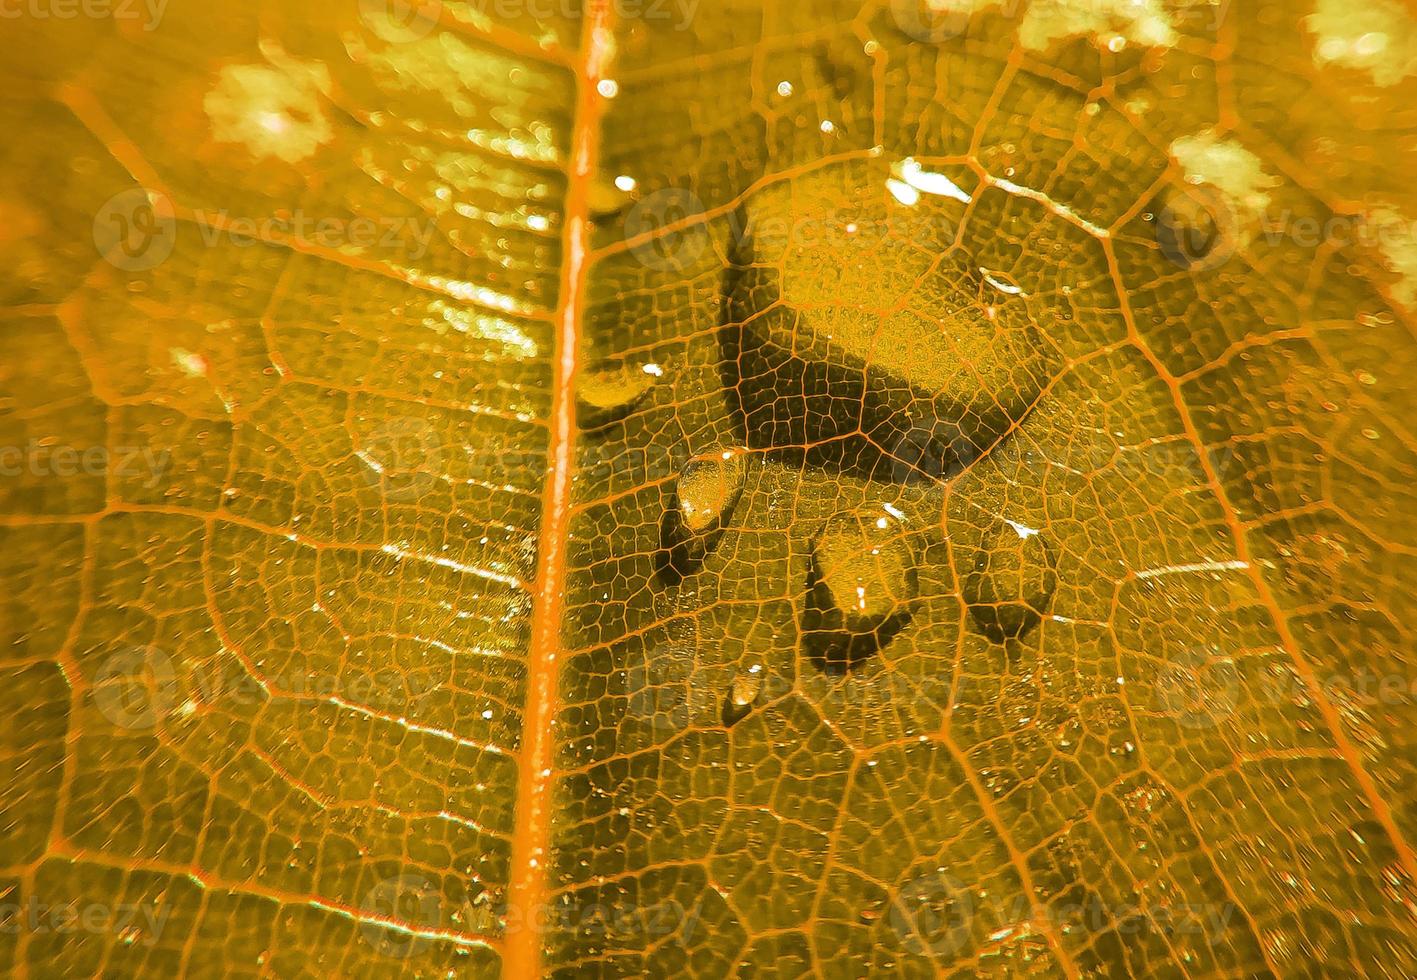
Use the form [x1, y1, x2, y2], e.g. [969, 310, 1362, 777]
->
[504, 4, 617, 977]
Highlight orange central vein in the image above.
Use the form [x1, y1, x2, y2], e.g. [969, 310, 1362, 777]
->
[504, 7, 614, 979]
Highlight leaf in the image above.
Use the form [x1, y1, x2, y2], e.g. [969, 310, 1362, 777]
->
[2, 1, 1416, 977]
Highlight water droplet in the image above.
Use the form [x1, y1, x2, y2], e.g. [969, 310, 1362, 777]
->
[816, 511, 918, 632]
[660, 447, 748, 579]
[588, 178, 632, 219]
[722, 666, 763, 726]
[576, 361, 657, 429]
[804, 508, 918, 671]
[962, 519, 1057, 642]
[676, 449, 747, 534]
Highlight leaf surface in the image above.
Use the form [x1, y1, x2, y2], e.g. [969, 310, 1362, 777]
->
[2, 1, 1416, 977]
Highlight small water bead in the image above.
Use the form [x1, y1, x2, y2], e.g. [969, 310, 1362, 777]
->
[815, 511, 919, 634]
[722, 665, 764, 726]
[963, 519, 1057, 642]
[587, 178, 633, 219]
[676, 448, 747, 534]
[803, 507, 919, 672]
[576, 360, 658, 429]
[660, 447, 749, 578]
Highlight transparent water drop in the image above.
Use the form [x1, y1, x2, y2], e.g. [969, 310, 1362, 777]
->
[962, 519, 1058, 642]
[676, 448, 747, 535]
[576, 361, 658, 429]
[815, 510, 919, 634]
[660, 447, 748, 579]
[803, 507, 918, 671]
[722, 665, 763, 726]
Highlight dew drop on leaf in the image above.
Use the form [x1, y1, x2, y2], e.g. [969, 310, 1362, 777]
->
[575, 360, 658, 429]
[803, 508, 918, 671]
[722, 665, 764, 726]
[659, 447, 748, 580]
[962, 519, 1058, 642]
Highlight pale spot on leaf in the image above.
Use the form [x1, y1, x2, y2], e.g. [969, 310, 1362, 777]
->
[1308, 0, 1417, 87]
[204, 49, 333, 164]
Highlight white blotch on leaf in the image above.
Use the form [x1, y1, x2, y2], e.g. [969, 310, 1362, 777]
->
[1367, 205, 1417, 309]
[895, 158, 973, 204]
[1019, 0, 1176, 49]
[1308, 0, 1417, 87]
[204, 48, 333, 164]
[930, 0, 1176, 51]
[1169, 130, 1280, 225]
